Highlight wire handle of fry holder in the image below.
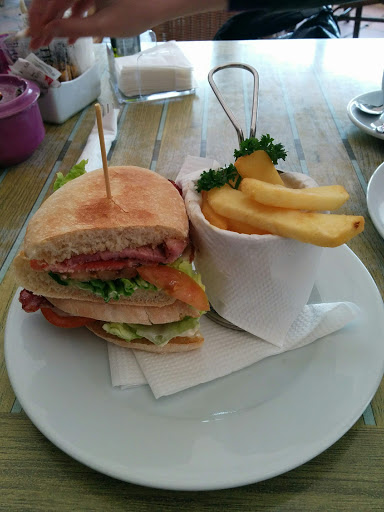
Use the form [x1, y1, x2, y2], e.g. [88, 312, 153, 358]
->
[208, 63, 259, 146]
[205, 63, 259, 332]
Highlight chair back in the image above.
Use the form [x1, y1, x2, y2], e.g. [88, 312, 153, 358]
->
[151, 11, 237, 41]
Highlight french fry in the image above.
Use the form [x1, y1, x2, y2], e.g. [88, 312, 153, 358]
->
[203, 191, 268, 234]
[207, 185, 364, 248]
[201, 191, 229, 230]
[235, 150, 285, 186]
[240, 179, 349, 211]
[226, 218, 270, 235]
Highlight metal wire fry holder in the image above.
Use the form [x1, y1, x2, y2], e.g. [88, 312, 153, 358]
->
[207, 62, 259, 146]
[205, 63, 260, 331]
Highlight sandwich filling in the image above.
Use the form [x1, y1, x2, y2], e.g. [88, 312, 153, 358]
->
[101, 316, 200, 346]
[30, 253, 203, 305]
[19, 289, 202, 347]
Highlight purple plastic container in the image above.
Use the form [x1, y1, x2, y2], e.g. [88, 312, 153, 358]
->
[0, 74, 45, 167]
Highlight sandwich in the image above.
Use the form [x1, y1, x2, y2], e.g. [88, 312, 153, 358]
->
[13, 164, 209, 353]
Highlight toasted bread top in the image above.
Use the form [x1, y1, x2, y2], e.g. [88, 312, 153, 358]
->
[24, 166, 189, 263]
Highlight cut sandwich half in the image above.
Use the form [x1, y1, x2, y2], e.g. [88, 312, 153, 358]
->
[14, 165, 209, 352]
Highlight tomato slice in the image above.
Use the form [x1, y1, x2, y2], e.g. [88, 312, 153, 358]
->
[41, 308, 93, 328]
[30, 259, 48, 270]
[137, 266, 210, 311]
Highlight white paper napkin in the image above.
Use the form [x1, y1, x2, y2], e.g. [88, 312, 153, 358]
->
[115, 41, 195, 97]
[107, 156, 361, 398]
[109, 302, 359, 398]
[107, 343, 147, 389]
[77, 107, 120, 171]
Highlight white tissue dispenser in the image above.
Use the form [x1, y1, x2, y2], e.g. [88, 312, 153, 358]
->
[110, 41, 195, 102]
[38, 63, 101, 124]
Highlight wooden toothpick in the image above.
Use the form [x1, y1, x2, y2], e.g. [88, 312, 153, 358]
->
[94, 103, 112, 200]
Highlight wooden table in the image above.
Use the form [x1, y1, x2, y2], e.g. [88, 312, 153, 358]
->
[1, 39, 384, 510]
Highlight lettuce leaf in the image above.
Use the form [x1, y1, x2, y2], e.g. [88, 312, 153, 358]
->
[54, 275, 158, 303]
[169, 258, 205, 290]
[102, 316, 200, 346]
[53, 159, 88, 191]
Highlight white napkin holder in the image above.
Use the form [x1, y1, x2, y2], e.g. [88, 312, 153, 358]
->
[110, 41, 196, 103]
[38, 63, 101, 124]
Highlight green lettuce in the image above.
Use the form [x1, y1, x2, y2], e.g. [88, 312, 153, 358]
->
[49, 258, 204, 303]
[169, 258, 205, 290]
[53, 159, 88, 191]
[102, 316, 200, 346]
[49, 274, 158, 303]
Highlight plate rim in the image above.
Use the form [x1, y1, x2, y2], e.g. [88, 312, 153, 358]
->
[367, 161, 384, 239]
[5, 245, 384, 491]
[347, 90, 384, 141]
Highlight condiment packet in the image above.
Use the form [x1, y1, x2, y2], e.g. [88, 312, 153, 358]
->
[10, 55, 61, 90]
[0, 33, 94, 83]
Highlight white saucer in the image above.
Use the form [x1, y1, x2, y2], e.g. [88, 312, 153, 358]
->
[347, 90, 384, 140]
[5, 246, 384, 491]
[367, 161, 384, 238]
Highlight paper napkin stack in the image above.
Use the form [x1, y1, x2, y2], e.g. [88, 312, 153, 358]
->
[114, 41, 195, 97]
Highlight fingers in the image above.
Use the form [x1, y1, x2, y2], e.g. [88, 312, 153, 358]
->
[71, 0, 96, 18]
[27, 0, 151, 47]
[28, 0, 94, 48]
[28, 0, 48, 32]
[29, 0, 72, 33]
[41, 12, 104, 41]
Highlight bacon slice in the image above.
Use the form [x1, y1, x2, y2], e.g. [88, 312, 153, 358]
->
[47, 259, 140, 274]
[19, 289, 52, 313]
[30, 238, 188, 274]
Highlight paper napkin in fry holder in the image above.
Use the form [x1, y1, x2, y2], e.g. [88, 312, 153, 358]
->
[176, 158, 325, 347]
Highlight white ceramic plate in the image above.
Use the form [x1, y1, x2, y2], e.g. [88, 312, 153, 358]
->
[347, 90, 384, 140]
[5, 246, 384, 491]
[367, 162, 384, 238]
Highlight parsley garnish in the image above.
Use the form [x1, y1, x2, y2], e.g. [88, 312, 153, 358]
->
[196, 164, 241, 192]
[233, 135, 287, 164]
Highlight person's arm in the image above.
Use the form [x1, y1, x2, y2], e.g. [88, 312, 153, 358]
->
[28, 0, 361, 49]
[28, 0, 227, 48]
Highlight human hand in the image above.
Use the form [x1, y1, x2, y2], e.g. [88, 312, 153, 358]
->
[28, 0, 154, 48]
[28, 0, 227, 49]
